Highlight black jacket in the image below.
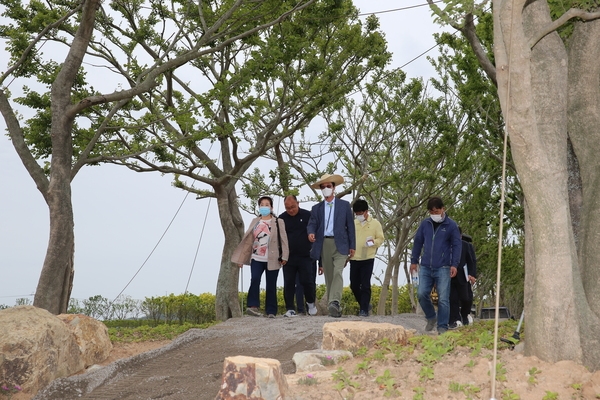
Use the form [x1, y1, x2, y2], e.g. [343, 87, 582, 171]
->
[455, 234, 477, 285]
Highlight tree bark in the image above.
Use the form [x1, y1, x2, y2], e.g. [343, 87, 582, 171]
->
[566, 18, 600, 370]
[494, 0, 600, 369]
[32, 0, 100, 314]
[214, 184, 245, 321]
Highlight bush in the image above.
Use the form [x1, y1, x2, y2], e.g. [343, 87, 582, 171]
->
[73, 282, 416, 326]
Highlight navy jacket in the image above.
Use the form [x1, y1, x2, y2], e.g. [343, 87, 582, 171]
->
[307, 198, 355, 260]
[410, 215, 462, 268]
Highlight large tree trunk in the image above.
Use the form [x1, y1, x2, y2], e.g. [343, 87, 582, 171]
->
[33, 95, 76, 314]
[33, 175, 75, 314]
[214, 184, 245, 321]
[494, 0, 600, 369]
[566, 18, 600, 370]
[32, 0, 100, 314]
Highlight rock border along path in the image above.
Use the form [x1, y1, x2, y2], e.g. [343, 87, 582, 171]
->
[34, 314, 426, 400]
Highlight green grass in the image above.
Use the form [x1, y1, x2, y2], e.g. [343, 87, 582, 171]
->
[107, 322, 215, 342]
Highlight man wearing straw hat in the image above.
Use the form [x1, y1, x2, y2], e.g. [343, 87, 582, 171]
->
[307, 173, 356, 317]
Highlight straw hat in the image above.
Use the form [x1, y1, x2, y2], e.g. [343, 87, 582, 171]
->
[310, 173, 344, 189]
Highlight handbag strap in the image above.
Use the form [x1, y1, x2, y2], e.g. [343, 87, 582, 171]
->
[275, 216, 283, 262]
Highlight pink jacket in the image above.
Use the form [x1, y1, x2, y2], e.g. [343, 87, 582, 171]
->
[231, 216, 289, 271]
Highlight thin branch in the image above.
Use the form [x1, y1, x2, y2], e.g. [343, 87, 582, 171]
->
[0, 4, 82, 84]
[529, 8, 600, 48]
[462, 13, 497, 86]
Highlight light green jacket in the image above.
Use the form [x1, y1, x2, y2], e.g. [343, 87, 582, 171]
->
[350, 216, 384, 261]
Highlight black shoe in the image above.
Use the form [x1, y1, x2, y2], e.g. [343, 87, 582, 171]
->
[359, 310, 368, 317]
[328, 301, 341, 318]
[425, 318, 437, 331]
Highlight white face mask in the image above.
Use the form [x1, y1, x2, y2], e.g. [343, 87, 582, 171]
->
[430, 213, 444, 223]
[321, 187, 333, 198]
[356, 214, 365, 223]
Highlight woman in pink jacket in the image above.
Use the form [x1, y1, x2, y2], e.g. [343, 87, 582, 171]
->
[231, 196, 289, 318]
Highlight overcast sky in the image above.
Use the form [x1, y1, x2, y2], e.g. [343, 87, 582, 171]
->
[0, 1, 448, 305]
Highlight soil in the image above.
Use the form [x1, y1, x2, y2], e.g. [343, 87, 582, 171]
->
[22, 314, 600, 400]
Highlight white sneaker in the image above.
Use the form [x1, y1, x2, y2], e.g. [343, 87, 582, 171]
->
[467, 314, 474, 325]
[284, 310, 297, 318]
[449, 320, 463, 330]
[307, 302, 317, 316]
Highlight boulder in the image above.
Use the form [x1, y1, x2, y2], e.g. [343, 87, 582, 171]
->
[322, 321, 412, 351]
[215, 356, 290, 399]
[57, 313, 112, 367]
[292, 349, 353, 372]
[0, 306, 85, 395]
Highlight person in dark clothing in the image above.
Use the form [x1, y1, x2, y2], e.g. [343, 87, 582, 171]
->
[449, 229, 478, 328]
[295, 260, 318, 314]
[279, 195, 318, 317]
[410, 197, 461, 334]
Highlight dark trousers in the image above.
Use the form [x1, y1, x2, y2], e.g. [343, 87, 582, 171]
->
[349, 259, 374, 313]
[295, 261, 317, 313]
[283, 257, 316, 311]
[247, 259, 280, 315]
[449, 277, 473, 324]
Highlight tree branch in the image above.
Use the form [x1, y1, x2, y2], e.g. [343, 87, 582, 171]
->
[0, 5, 82, 85]
[529, 8, 600, 48]
[0, 89, 49, 197]
[462, 13, 497, 86]
[68, 0, 316, 116]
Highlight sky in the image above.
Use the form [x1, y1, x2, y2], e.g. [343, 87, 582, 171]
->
[0, 1, 448, 305]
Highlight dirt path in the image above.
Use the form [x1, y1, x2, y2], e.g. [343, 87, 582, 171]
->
[33, 314, 426, 400]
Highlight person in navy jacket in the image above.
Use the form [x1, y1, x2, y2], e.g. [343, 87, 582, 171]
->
[307, 173, 356, 317]
[410, 197, 461, 334]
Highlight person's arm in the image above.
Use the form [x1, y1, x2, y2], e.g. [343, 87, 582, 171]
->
[346, 203, 356, 257]
[450, 224, 463, 268]
[307, 205, 318, 242]
[279, 218, 289, 263]
[467, 242, 477, 281]
[409, 223, 424, 272]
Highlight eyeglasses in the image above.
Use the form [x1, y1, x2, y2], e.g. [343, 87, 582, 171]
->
[320, 184, 333, 189]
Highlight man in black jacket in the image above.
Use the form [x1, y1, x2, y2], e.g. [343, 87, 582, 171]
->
[449, 229, 477, 329]
[279, 195, 317, 317]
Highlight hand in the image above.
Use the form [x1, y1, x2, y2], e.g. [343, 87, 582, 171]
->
[308, 233, 316, 242]
[450, 266, 457, 278]
[238, 264, 243, 268]
[318, 267, 324, 276]
[280, 260, 287, 266]
[410, 263, 418, 273]
[349, 249, 355, 258]
[468, 275, 476, 284]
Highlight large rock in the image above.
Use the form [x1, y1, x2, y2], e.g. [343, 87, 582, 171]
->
[0, 306, 85, 395]
[57, 313, 112, 367]
[322, 321, 412, 351]
[215, 355, 291, 399]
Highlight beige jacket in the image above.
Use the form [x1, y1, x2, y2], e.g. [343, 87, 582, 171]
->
[231, 216, 289, 271]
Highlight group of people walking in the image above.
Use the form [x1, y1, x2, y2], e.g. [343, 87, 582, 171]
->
[231, 173, 476, 333]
